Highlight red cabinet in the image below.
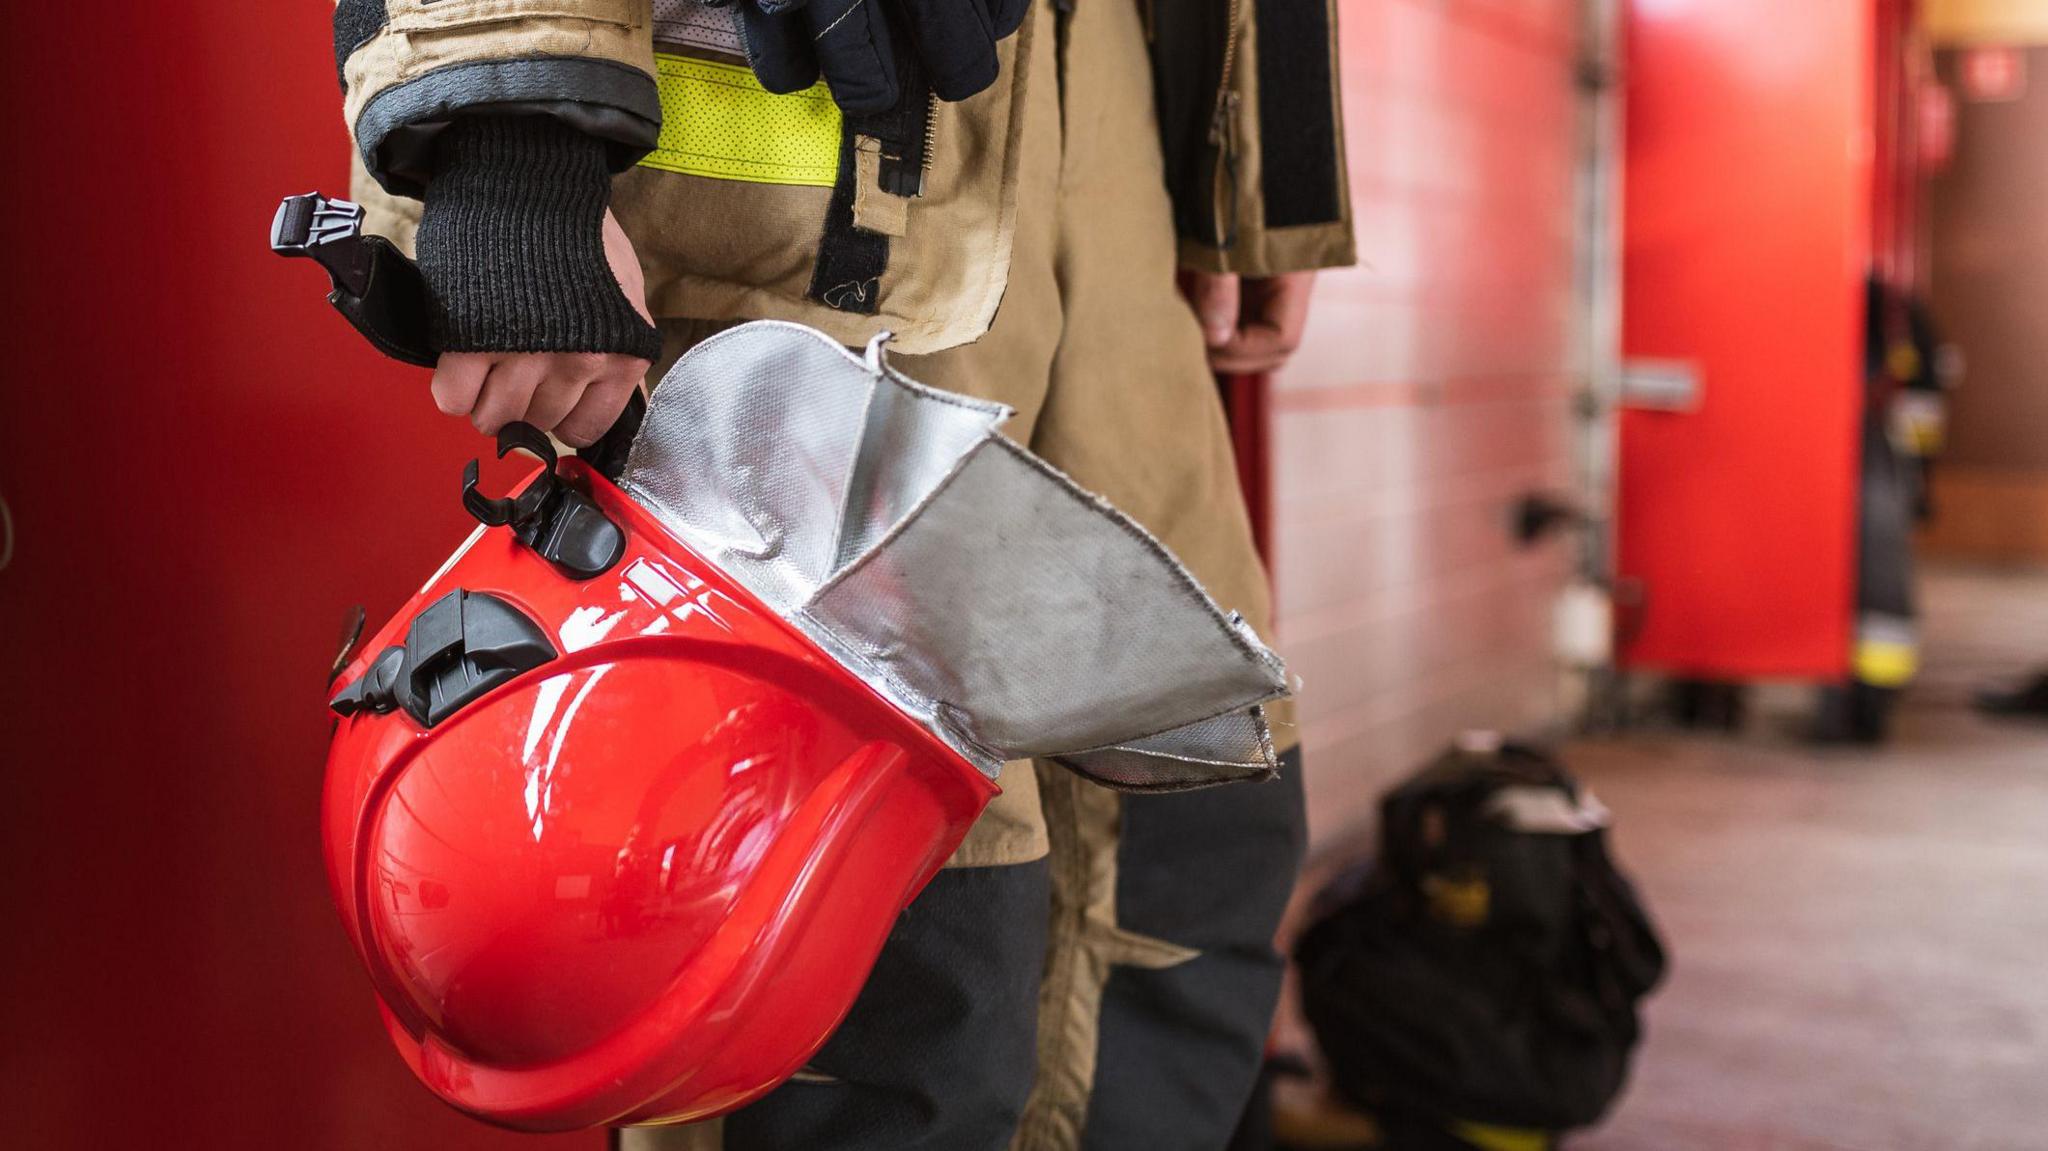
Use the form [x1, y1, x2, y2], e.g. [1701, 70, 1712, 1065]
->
[1617, 0, 1875, 678]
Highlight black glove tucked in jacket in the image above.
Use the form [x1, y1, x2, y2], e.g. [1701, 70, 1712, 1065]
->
[722, 0, 1030, 113]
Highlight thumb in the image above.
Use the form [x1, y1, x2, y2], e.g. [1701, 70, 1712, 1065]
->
[1180, 271, 1241, 348]
[602, 210, 654, 326]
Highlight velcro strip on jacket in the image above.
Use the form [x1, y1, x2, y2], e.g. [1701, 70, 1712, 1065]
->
[806, 45, 933, 313]
[637, 54, 842, 187]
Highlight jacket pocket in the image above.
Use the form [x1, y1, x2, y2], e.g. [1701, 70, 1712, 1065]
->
[614, 5, 1039, 355]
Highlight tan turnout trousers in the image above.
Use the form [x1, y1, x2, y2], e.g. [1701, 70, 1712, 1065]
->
[621, 2, 1306, 1147]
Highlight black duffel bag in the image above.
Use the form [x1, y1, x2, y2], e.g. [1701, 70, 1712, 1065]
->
[1294, 738, 1665, 1141]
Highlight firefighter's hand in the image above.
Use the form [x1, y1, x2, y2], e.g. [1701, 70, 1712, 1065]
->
[429, 211, 654, 448]
[1179, 270, 1318, 375]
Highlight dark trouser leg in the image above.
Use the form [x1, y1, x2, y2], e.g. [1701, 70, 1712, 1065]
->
[1080, 750, 1308, 1151]
[723, 862, 1052, 1151]
[618, 862, 1050, 1151]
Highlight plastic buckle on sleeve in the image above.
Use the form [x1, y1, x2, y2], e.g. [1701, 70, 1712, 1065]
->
[271, 192, 374, 298]
[270, 190, 437, 367]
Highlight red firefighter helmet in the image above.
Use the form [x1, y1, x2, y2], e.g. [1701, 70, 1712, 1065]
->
[321, 322, 1287, 1132]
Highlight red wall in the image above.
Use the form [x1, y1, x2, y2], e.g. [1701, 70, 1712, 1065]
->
[1617, 0, 1872, 679]
[0, 7, 593, 1149]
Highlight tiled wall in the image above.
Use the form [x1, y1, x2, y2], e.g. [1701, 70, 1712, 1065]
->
[1276, 0, 1583, 843]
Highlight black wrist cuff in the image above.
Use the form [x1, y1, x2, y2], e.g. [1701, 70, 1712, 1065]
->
[415, 116, 663, 361]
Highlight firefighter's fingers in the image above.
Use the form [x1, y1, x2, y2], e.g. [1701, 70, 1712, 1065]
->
[1255, 271, 1318, 346]
[1178, 269, 1242, 349]
[1208, 329, 1291, 375]
[468, 355, 550, 436]
[431, 353, 492, 418]
[1207, 273, 1319, 375]
[522, 359, 606, 434]
[555, 374, 640, 448]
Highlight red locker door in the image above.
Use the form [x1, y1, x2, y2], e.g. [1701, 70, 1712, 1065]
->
[1617, 0, 1873, 679]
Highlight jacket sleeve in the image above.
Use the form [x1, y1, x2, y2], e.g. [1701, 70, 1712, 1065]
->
[336, 0, 662, 199]
[1156, 0, 1355, 278]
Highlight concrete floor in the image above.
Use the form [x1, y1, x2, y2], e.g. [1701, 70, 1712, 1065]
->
[1571, 567, 2048, 1150]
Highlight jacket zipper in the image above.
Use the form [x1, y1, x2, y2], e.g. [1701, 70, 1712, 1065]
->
[871, 84, 938, 198]
[900, 0, 1239, 215]
[1207, 0, 1245, 246]
[1209, 0, 1244, 149]
[919, 89, 939, 193]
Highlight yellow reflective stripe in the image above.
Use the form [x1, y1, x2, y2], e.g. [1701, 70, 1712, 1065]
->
[638, 54, 841, 186]
[1448, 1121, 1553, 1151]
[1855, 639, 1919, 688]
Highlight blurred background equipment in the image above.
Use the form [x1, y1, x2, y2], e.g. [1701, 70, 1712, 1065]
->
[1812, 276, 1936, 744]
[1291, 739, 1663, 1151]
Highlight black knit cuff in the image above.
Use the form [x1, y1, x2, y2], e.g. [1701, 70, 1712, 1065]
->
[415, 116, 663, 360]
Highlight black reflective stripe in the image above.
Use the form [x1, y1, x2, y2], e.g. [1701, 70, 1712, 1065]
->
[1253, 0, 1342, 228]
[334, 0, 388, 91]
[355, 57, 663, 196]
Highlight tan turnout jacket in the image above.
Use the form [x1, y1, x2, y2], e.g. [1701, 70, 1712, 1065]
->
[336, 0, 1354, 354]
